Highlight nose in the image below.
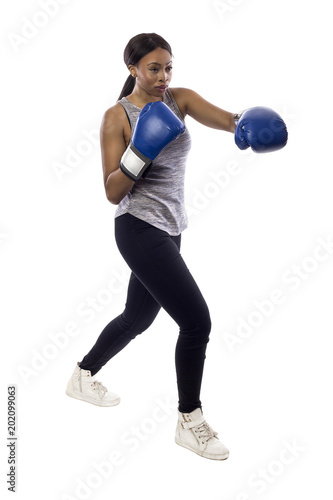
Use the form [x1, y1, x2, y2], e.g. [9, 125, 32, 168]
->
[159, 70, 168, 82]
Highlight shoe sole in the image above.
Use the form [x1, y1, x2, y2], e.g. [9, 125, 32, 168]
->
[66, 389, 120, 407]
[175, 437, 229, 460]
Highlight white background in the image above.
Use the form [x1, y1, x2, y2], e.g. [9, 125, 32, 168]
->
[1, 0, 333, 499]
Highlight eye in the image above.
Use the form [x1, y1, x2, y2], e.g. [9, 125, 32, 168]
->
[150, 68, 158, 73]
[166, 66, 173, 72]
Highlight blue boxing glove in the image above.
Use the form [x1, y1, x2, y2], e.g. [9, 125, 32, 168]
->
[120, 101, 185, 181]
[235, 106, 288, 153]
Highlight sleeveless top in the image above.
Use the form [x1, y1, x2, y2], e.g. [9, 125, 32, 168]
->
[115, 89, 192, 236]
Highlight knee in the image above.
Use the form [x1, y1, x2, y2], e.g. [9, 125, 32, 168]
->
[181, 308, 211, 344]
[198, 302, 211, 335]
[200, 311, 212, 342]
[120, 309, 159, 340]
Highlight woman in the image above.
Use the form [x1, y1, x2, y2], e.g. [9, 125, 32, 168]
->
[66, 32, 238, 461]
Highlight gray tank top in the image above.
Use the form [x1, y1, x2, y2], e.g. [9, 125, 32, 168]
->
[115, 89, 192, 236]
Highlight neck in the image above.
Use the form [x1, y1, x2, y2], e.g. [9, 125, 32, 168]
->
[128, 85, 165, 107]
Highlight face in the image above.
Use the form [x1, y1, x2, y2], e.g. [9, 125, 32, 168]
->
[129, 47, 173, 98]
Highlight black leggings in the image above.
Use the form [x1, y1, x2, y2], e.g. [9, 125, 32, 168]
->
[80, 213, 211, 413]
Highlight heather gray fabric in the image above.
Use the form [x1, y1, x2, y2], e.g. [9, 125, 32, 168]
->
[115, 89, 192, 236]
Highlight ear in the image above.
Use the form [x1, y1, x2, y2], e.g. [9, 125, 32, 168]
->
[128, 65, 137, 78]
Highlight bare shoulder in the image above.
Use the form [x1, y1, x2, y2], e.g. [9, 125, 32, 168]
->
[101, 102, 127, 131]
[100, 102, 133, 147]
[171, 88, 234, 131]
[169, 87, 200, 117]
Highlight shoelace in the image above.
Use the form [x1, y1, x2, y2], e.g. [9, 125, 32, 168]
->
[194, 421, 218, 443]
[91, 380, 107, 398]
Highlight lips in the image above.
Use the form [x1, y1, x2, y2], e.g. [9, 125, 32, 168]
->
[156, 85, 168, 90]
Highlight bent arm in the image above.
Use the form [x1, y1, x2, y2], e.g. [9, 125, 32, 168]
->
[100, 109, 135, 205]
[174, 88, 237, 133]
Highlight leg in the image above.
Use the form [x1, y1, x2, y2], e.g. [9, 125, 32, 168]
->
[115, 214, 211, 413]
[79, 272, 161, 375]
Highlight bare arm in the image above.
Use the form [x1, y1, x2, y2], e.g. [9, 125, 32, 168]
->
[172, 88, 236, 133]
[100, 107, 135, 205]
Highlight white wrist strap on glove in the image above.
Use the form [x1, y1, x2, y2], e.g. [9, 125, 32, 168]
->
[119, 143, 152, 181]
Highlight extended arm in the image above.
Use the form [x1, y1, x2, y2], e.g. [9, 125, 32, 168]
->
[173, 88, 288, 152]
[172, 88, 237, 133]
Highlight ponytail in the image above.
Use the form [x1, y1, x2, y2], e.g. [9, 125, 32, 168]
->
[117, 75, 135, 102]
[116, 33, 173, 103]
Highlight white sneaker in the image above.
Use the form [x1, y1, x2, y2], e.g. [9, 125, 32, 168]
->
[66, 363, 120, 407]
[175, 408, 229, 460]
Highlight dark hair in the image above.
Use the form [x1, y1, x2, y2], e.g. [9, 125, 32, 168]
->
[117, 33, 173, 101]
